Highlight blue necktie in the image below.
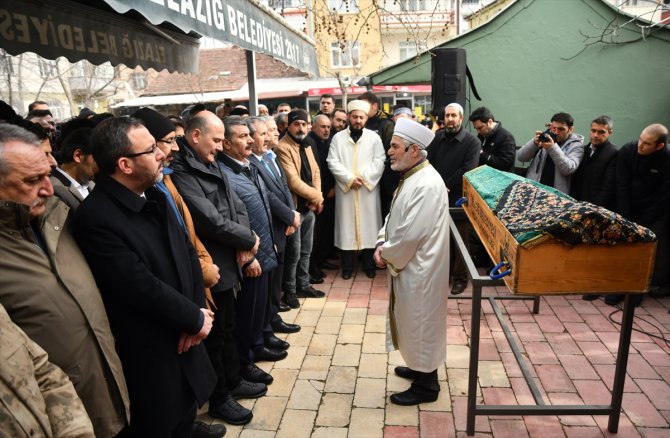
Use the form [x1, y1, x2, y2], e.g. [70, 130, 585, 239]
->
[262, 157, 278, 180]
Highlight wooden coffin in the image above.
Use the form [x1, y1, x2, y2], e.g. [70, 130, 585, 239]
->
[461, 167, 656, 295]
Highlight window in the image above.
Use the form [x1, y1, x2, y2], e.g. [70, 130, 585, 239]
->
[328, 0, 358, 13]
[38, 59, 56, 78]
[130, 72, 146, 90]
[399, 41, 418, 61]
[398, 0, 427, 12]
[330, 41, 360, 68]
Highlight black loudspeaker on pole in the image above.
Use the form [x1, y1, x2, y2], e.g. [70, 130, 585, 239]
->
[431, 48, 467, 116]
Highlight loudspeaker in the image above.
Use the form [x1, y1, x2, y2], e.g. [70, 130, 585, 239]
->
[431, 48, 466, 115]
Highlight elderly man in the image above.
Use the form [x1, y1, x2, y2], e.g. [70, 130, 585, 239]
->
[328, 100, 386, 279]
[374, 118, 450, 406]
[0, 123, 130, 437]
[427, 102, 481, 295]
[276, 109, 325, 300]
[71, 117, 216, 436]
[170, 111, 264, 425]
[258, 104, 269, 116]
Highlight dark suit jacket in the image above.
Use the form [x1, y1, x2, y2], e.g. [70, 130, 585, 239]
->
[570, 140, 618, 210]
[249, 153, 295, 253]
[72, 176, 215, 432]
[50, 167, 94, 211]
[171, 139, 256, 292]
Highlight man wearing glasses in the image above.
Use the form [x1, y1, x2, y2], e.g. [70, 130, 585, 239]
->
[517, 112, 585, 194]
[72, 117, 216, 437]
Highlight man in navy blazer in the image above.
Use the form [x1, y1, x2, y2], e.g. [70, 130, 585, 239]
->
[248, 116, 302, 337]
[72, 117, 216, 437]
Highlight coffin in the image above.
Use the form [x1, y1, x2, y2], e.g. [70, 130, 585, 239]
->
[461, 166, 656, 295]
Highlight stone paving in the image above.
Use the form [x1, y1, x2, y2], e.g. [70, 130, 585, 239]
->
[198, 267, 670, 437]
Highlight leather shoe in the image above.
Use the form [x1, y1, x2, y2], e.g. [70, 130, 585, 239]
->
[582, 294, 600, 301]
[230, 378, 267, 400]
[451, 281, 467, 295]
[283, 292, 300, 309]
[272, 320, 301, 333]
[278, 302, 291, 312]
[394, 366, 415, 379]
[365, 269, 376, 279]
[192, 421, 226, 438]
[296, 286, 325, 298]
[310, 275, 325, 284]
[209, 393, 253, 425]
[341, 271, 352, 280]
[253, 346, 288, 362]
[322, 261, 338, 269]
[240, 363, 273, 385]
[310, 267, 326, 278]
[265, 334, 290, 350]
[390, 386, 439, 406]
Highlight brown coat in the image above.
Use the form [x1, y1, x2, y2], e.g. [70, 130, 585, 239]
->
[0, 303, 95, 437]
[0, 198, 130, 437]
[164, 174, 217, 308]
[275, 134, 324, 209]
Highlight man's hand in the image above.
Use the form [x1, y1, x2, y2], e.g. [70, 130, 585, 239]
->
[292, 211, 301, 228]
[206, 264, 220, 288]
[316, 203, 324, 214]
[285, 225, 296, 236]
[237, 250, 253, 266]
[178, 308, 214, 354]
[244, 259, 262, 277]
[374, 245, 387, 268]
[327, 187, 335, 199]
[351, 177, 364, 190]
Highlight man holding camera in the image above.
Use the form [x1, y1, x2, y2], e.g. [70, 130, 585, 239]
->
[517, 112, 584, 194]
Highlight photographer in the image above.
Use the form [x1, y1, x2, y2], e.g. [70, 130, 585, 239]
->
[517, 112, 584, 194]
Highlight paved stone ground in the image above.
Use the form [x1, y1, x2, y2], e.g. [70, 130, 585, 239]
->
[198, 267, 670, 437]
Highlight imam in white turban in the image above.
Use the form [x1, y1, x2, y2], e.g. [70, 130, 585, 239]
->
[347, 99, 371, 114]
[393, 118, 435, 150]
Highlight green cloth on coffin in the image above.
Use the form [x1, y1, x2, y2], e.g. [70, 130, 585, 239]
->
[463, 166, 656, 248]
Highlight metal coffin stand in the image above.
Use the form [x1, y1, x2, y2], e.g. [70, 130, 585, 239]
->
[448, 209, 635, 436]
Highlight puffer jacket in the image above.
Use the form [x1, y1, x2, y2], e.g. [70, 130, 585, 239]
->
[218, 154, 278, 272]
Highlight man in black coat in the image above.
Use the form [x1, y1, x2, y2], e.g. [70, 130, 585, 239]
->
[613, 124, 670, 302]
[305, 114, 337, 279]
[570, 115, 618, 210]
[248, 116, 302, 336]
[72, 117, 216, 437]
[468, 106, 516, 172]
[170, 111, 264, 426]
[427, 103, 481, 296]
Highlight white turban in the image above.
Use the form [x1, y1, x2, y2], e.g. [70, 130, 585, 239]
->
[347, 100, 371, 114]
[393, 118, 435, 150]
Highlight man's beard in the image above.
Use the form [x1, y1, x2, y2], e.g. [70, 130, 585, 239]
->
[445, 124, 461, 134]
[291, 132, 306, 141]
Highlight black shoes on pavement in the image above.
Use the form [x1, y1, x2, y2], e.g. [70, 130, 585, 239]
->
[394, 366, 415, 380]
[341, 271, 353, 280]
[271, 320, 301, 333]
[192, 421, 226, 438]
[240, 363, 274, 385]
[390, 385, 439, 406]
[208, 393, 253, 425]
[253, 346, 287, 362]
[282, 292, 300, 309]
[296, 286, 325, 298]
[230, 379, 267, 400]
[265, 335, 290, 351]
[451, 280, 467, 295]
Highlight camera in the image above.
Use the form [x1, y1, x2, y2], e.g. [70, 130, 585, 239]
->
[538, 129, 557, 143]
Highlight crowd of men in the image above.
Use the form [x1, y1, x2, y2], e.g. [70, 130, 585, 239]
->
[0, 93, 668, 436]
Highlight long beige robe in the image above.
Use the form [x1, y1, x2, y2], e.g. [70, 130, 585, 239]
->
[378, 161, 450, 372]
[328, 128, 386, 250]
